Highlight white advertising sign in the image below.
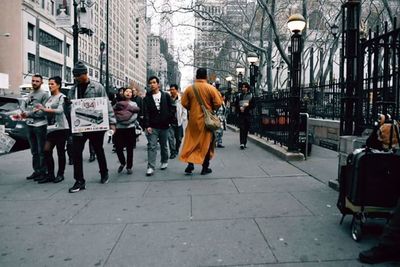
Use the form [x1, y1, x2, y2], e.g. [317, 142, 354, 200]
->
[70, 97, 110, 133]
[55, 0, 72, 28]
[0, 132, 16, 153]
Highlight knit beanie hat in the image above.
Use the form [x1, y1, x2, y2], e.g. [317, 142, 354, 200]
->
[73, 61, 88, 76]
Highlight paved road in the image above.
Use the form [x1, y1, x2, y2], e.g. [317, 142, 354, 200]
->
[0, 130, 396, 266]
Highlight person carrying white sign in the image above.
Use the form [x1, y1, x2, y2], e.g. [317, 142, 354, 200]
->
[67, 61, 116, 193]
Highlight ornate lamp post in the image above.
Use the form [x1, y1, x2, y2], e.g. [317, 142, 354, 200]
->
[225, 76, 232, 93]
[99, 41, 105, 84]
[287, 13, 306, 152]
[236, 67, 245, 91]
[330, 24, 339, 83]
[215, 77, 220, 90]
[247, 52, 259, 95]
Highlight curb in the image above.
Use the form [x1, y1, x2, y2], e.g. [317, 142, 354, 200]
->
[226, 124, 305, 161]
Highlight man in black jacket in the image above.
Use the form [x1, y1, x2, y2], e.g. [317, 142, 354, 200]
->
[235, 82, 254, 149]
[143, 76, 174, 176]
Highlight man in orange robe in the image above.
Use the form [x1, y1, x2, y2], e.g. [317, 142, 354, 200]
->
[179, 68, 223, 175]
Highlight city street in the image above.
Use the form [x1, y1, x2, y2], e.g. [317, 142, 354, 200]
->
[0, 129, 396, 267]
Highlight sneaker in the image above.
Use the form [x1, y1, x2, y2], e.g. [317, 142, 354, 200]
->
[169, 154, 176, 159]
[217, 144, 225, 148]
[118, 164, 125, 173]
[126, 169, 132, 175]
[146, 167, 154, 176]
[68, 181, 86, 193]
[184, 163, 194, 175]
[26, 172, 40, 180]
[160, 162, 168, 170]
[201, 168, 212, 175]
[53, 174, 64, 183]
[100, 173, 109, 184]
[240, 144, 245, 150]
[359, 245, 400, 264]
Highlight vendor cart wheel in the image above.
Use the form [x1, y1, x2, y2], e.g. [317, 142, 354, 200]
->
[351, 217, 362, 242]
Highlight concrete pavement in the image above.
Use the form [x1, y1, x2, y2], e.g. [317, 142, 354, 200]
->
[0, 129, 397, 267]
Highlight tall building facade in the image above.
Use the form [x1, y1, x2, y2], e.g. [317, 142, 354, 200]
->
[159, 0, 174, 54]
[193, 0, 247, 81]
[0, 0, 148, 94]
[147, 34, 168, 90]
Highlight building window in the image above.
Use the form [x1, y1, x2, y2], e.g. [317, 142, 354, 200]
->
[65, 67, 71, 82]
[89, 68, 93, 77]
[41, 0, 45, 9]
[39, 30, 62, 53]
[39, 57, 62, 77]
[28, 53, 35, 73]
[66, 44, 70, 56]
[28, 23, 34, 41]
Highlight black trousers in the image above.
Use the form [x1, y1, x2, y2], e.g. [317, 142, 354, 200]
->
[114, 127, 136, 169]
[44, 129, 69, 177]
[238, 115, 251, 146]
[72, 131, 108, 182]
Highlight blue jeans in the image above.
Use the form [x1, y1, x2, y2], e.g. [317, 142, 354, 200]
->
[168, 125, 183, 156]
[27, 125, 47, 174]
[146, 128, 169, 169]
[216, 128, 223, 145]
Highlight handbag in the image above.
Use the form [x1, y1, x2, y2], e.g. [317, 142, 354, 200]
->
[134, 120, 142, 136]
[192, 84, 221, 131]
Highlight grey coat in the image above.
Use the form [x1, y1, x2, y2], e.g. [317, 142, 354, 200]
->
[68, 80, 116, 125]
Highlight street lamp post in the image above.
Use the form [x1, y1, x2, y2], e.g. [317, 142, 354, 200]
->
[247, 52, 259, 95]
[73, 0, 79, 64]
[105, 0, 110, 95]
[99, 41, 105, 84]
[236, 67, 245, 91]
[287, 13, 306, 152]
[330, 24, 339, 83]
[225, 76, 232, 94]
[215, 78, 220, 90]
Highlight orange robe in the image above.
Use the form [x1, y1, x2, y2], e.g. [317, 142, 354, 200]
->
[179, 79, 223, 164]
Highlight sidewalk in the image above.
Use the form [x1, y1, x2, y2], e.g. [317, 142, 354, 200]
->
[0, 129, 394, 266]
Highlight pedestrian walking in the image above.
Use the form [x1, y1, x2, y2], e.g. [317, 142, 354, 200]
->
[35, 76, 69, 183]
[167, 84, 187, 159]
[235, 82, 254, 149]
[113, 87, 140, 174]
[216, 92, 227, 148]
[142, 76, 175, 176]
[67, 61, 116, 193]
[179, 68, 223, 175]
[22, 74, 49, 181]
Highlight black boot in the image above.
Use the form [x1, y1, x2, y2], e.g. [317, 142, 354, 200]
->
[89, 154, 96, 162]
[184, 163, 194, 174]
[359, 245, 400, 264]
[37, 174, 55, 184]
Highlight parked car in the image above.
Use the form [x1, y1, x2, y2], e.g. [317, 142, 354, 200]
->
[0, 96, 28, 143]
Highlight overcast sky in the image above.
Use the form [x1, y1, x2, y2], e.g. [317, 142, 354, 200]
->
[148, 0, 195, 89]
